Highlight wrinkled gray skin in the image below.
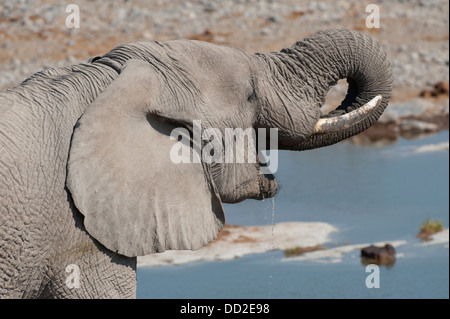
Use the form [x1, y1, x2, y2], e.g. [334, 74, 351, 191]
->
[0, 29, 392, 298]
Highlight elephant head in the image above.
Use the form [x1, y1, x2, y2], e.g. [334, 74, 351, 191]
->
[66, 29, 392, 258]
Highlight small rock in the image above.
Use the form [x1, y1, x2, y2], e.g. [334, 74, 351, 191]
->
[142, 31, 153, 40]
[203, 2, 216, 13]
[361, 244, 396, 266]
[397, 44, 407, 52]
[420, 81, 450, 98]
[115, 8, 128, 21]
[409, 52, 420, 61]
[267, 14, 282, 23]
[260, 28, 270, 36]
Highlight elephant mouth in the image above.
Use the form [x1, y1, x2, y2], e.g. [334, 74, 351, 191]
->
[256, 168, 278, 200]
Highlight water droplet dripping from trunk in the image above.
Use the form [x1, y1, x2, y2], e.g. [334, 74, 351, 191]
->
[267, 197, 276, 299]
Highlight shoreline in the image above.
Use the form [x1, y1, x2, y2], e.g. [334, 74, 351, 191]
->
[137, 222, 337, 268]
[137, 223, 449, 268]
[349, 95, 449, 147]
[322, 86, 450, 147]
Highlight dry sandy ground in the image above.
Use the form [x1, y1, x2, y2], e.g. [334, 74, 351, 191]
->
[1, 1, 448, 92]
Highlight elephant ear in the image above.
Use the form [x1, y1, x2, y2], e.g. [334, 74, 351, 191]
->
[67, 59, 225, 257]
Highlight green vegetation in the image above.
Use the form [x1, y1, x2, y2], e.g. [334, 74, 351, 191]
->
[417, 218, 444, 239]
[283, 245, 324, 257]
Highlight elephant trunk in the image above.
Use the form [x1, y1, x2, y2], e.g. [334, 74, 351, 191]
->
[257, 29, 393, 151]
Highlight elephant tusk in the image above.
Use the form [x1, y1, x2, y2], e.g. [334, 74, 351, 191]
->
[313, 95, 383, 134]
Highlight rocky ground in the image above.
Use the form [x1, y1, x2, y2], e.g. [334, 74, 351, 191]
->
[1, 0, 448, 143]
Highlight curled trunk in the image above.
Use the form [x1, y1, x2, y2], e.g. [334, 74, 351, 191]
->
[258, 29, 393, 151]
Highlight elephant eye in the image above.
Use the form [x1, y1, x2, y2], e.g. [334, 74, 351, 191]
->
[247, 88, 257, 102]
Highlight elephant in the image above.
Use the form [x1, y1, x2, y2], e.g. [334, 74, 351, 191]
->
[0, 28, 392, 298]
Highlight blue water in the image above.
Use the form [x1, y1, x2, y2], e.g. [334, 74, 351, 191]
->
[138, 131, 449, 299]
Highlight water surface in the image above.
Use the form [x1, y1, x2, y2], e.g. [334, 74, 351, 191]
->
[138, 131, 449, 299]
